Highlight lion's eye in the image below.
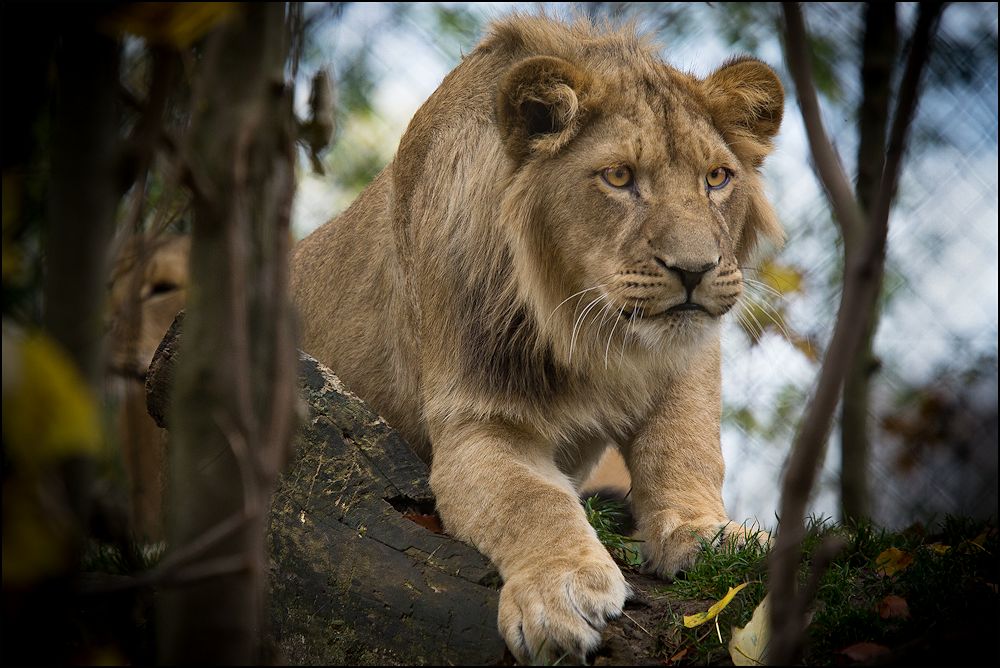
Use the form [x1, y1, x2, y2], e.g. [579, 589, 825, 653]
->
[602, 165, 634, 189]
[706, 167, 730, 190]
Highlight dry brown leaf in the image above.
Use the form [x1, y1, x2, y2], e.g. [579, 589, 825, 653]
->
[839, 641, 891, 663]
[876, 594, 910, 620]
[402, 512, 444, 534]
[664, 647, 689, 664]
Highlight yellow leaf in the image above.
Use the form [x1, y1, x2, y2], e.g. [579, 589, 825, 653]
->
[2, 477, 74, 586]
[2, 327, 102, 469]
[926, 542, 950, 555]
[969, 529, 994, 549]
[758, 260, 805, 295]
[683, 583, 748, 628]
[729, 593, 770, 666]
[875, 547, 913, 576]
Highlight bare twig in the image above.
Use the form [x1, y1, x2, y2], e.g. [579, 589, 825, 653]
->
[780, 4, 866, 243]
[622, 610, 653, 637]
[152, 512, 250, 577]
[160, 554, 252, 588]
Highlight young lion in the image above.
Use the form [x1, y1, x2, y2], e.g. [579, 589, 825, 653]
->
[292, 15, 783, 664]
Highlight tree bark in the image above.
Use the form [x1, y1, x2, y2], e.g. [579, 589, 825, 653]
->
[840, 2, 897, 524]
[44, 11, 120, 390]
[156, 4, 298, 663]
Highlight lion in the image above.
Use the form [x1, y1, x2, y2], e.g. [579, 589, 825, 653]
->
[292, 15, 783, 664]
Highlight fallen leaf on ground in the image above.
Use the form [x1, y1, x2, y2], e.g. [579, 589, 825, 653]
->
[683, 583, 748, 628]
[729, 593, 769, 666]
[663, 647, 688, 664]
[876, 547, 913, 576]
[402, 512, 444, 534]
[969, 529, 995, 549]
[876, 594, 910, 620]
[838, 641, 891, 663]
[926, 542, 950, 554]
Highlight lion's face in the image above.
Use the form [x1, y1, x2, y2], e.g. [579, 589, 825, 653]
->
[108, 234, 190, 377]
[543, 111, 747, 344]
[497, 54, 783, 357]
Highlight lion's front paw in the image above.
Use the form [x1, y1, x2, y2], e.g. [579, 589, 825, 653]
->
[640, 517, 769, 578]
[498, 554, 630, 664]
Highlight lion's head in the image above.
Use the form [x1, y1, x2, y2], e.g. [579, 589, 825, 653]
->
[107, 234, 190, 379]
[484, 18, 784, 365]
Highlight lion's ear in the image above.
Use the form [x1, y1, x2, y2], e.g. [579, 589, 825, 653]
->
[701, 57, 784, 167]
[702, 58, 785, 261]
[496, 55, 595, 162]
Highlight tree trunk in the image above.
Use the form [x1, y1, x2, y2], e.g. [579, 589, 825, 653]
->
[156, 4, 298, 663]
[840, 1, 897, 523]
[44, 12, 120, 390]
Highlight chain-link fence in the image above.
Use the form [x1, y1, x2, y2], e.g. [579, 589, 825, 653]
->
[294, 2, 998, 530]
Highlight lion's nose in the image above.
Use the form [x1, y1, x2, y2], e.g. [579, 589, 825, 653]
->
[655, 257, 718, 294]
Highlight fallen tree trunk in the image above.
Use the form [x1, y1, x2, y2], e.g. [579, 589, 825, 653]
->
[146, 315, 668, 665]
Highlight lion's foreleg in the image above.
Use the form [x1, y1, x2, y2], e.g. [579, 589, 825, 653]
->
[622, 340, 739, 577]
[428, 420, 629, 664]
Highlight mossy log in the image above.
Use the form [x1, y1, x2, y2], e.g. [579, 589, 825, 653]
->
[146, 315, 668, 665]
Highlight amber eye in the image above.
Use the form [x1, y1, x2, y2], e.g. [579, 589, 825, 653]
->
[706, 167, 731, 190]
[602, 165, 634, 189]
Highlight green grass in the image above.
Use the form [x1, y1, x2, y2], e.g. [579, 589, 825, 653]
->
[583, 494, 644, 567]
[584, 507, 999, 665]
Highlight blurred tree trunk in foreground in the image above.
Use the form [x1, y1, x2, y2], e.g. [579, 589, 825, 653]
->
[157, 4, 298, 663]
[840, 2, 898, 523]
[44, 14, 120, 391]
[770, 2, 944, 663]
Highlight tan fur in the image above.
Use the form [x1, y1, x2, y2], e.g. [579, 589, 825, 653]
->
[292, 15, 783, 663]
[107, 234, 190, 540]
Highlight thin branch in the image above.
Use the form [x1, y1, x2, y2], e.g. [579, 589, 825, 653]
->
[840, 0, 897, 528]
[150, 512, 250, 578]
[781, 3, 866, 244]
[868, 1, 945, 266]
[158, 554, 252, 588]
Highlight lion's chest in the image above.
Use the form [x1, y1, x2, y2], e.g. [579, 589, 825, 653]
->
[541, 356, 674, 449]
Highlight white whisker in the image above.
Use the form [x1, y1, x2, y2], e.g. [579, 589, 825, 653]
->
[739, 299, 768, 341]
[569, 294, 606, 363]
[742, 277, 785, 301]
[741, 289, 796, 343]
[542, 274, 614, 329]
[603, 305, 623, 369]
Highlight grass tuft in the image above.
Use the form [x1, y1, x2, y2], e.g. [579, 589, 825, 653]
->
[583, 494, 644, 567]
